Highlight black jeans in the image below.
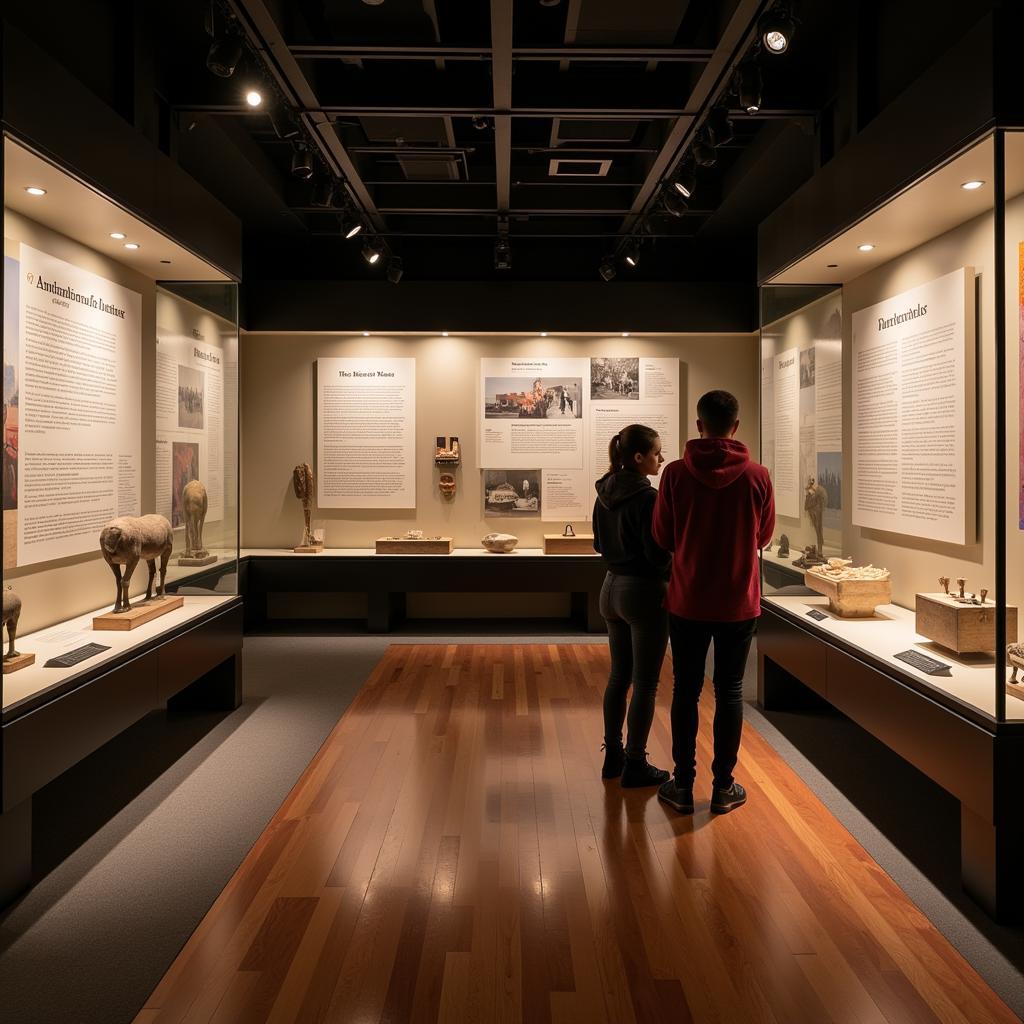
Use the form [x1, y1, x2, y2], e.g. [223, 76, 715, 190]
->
[667, 615, 757, 789]
[600, 572, 669, 759]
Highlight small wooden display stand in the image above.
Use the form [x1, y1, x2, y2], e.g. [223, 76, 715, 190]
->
[293, 544, 323, 554]
[543, 534, 596, 555]
[178, 553, 218, 567]
[3, 652, 35, 674]
[915, 592, 1018, 654]
[376, 536, 453, 554]
[804, 570, 891, 617]
[93, 594, 184, 631]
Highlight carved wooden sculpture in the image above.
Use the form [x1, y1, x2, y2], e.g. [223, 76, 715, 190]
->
[2, 587, 21, 660]
[292, 463, 316, 547]
[182, 479, 209, 558]
[99, 514, 173, 613]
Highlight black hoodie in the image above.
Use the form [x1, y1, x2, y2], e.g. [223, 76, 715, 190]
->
[592, 471, 671, 579]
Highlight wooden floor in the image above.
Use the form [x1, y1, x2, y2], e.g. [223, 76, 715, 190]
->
[136, 644, 1017, 1024]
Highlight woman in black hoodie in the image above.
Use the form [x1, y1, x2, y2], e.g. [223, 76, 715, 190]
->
[593, 424, 671, 787]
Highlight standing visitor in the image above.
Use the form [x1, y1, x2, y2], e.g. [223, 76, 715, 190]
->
[592, 424, 671, 787]
[652, 390, 774, 814]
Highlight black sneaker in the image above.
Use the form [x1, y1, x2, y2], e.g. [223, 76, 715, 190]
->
[601, 742, 625, 779]
[710, 782, 747, 814]
[621, 756, 670, 788]
[657, 779, 694, 813]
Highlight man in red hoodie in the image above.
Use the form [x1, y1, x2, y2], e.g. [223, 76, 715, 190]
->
[652, 389, 775, 815]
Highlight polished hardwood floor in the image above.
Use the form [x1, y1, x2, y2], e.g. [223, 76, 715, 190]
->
[136, 644, 1016, 1023]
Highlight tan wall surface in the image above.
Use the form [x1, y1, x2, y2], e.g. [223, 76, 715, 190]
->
[241, 332, 760, 550]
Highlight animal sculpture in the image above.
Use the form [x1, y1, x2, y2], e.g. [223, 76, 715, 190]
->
[182, 479, 209, 558]
[1008, 642, 1024, 683]
[99, 514, 173, 613]
[2, 588, 22, 659]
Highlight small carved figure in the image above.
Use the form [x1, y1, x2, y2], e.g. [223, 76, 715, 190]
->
[777, 534, 790, 558]
[1008, 642, 1024, 683]
[99, 514, 173, 613]
[980, 589, 989, 604]
[434, 436, 461, 465]
[956, 577, 966, 600]
[292, 463, 316, 547]
[181, 479, 209, 559]
[563, 524, 576, 537]
[439, 472, 456, 499]
[804, 476, 828, 556]
[939, 576, 950, 595]
[482, 532, 518, 553]
[792, 544, 826, 569]
[2, 587, 22, 660]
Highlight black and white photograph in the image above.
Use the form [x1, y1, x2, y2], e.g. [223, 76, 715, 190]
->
[483, 469, 542, 517]
[483, 377, 582, 419]
[799, 347, 816, 389]
[590, 357, 639, 400]
[177, 364, 205, 429]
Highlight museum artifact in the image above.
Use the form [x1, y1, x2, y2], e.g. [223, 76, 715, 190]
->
[792, 545, 826, 569]
[376, 532, 454, 554]
[915, 582, 1017, 654]
[292, 462, 321, 553]
[96, 514, 183, 629]
[777, 534, 790, 557]
[481, 532, 519, 553]
[764, 539, 773, 552]
[1007, 643, 1024, 683]
[939, 576, 951, 595]
[178, 479, 217, 567]
[543, 531, 597, 555]
[805, 557, 892, 617]
[2, 586, 33, 673]
[804, 476, 828, 556]
[439, 472, 456, 499]
[434, 436, 461, 466]
[563, 524, 576, 537]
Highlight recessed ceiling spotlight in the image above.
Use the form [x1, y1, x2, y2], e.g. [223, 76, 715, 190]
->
[110, 232, 126, 240]
[124, 242, 140, 250]
[24, 186, 46, 196]
[245, 89, 263, 108]
[857, 243, 875, 252]
[960, 179, 985, 190]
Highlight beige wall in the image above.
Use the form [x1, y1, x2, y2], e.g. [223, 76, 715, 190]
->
[241, 332, 760, 550]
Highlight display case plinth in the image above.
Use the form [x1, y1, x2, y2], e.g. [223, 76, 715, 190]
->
[804, 571, 891, 617]
[292, 544, 323, 554]
[915, 592, 1017, 653]
[375, 537, 453, 554]
[543, 534, 596, 555]
[2, 653, 35, 674]
[93, 595, 184, 631]
[178, 554, 218, 567]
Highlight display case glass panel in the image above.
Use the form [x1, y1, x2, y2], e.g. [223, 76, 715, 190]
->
[760, 133, 1018, 722]
[1, 136, 238, 720]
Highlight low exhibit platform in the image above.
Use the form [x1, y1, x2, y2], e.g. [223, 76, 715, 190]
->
[239, 547, 605, 633]
[759, 596, 1024, 922]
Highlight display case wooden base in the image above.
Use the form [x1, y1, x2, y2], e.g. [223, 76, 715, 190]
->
[92, 595, 184, 631]
[915, 592, 1017, 653]
[543, 534, 596, 555]
[375, 537, 453, 554]
[2, 653, 35, 674]
[178, 554, 218, 567]
[292, 544, 323, 554]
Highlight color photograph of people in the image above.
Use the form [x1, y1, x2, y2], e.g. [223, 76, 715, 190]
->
[483, 469, 541, 516]
[177, 364, 205, 430]
[484, 377, 582, 419]
[590, 357, 639, 400]
[171, 441, 200, 527]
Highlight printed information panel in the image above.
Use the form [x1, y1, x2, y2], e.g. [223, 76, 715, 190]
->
[851, 267, 973, 545]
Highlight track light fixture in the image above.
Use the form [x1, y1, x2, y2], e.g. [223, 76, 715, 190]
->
[267, 107, 300, 140]
[338, 210, 364, 239]
[671, 160, 696, 199]
[622, 239, 640, 268]
[207, 33, 243, 78]
[662, 187, 689, 219]
[759, 5, 797, 55]
[737, 63, 763, 115]
[692, 133, 717, 168]
[494, 237, 512, 271]
[362, 237, 384, 265]
[291, 143, 314, 180]
[598, 257, 617, 282]
[471, 115, 491, 131]
[310, 179, 335, 208]
[706, 106, 734, 148]
[386, 256, 404, 284]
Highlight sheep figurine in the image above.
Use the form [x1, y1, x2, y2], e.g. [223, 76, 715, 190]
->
[99, 514, 173, 613]
[2, 587, 22, 660]
[1008, 642, 1024, 684]
[181, 479, 209, 559]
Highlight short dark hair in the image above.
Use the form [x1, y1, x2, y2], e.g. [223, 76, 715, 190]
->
[697, 389, 739, 437]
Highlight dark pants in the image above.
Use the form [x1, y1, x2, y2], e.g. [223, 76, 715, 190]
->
[600, 572, 669, 759]
[668, 615, 757, 789]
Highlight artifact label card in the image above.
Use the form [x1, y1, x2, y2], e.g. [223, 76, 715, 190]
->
[316, 357, 416, 508]
[893, 649, 953, 676]
[12, 245, 142, 568]
[851, 267, 973, 545]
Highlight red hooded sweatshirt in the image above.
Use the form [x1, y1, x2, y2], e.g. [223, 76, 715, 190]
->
[652, 438, 775, 622]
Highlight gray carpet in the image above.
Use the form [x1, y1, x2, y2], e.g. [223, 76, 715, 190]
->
[0, 633, 1021, 1022]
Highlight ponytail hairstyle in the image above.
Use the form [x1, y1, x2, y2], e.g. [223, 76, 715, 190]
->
[608, 423, 660, 474]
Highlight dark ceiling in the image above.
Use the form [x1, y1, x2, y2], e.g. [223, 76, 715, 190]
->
[156, 0, 843, 284]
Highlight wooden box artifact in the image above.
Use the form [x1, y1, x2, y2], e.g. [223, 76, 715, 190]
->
[804, 564, 892, 618]
[375, 536, 453, 555]
[543, 533, 596, 555]
[915, 593, 1018, 654]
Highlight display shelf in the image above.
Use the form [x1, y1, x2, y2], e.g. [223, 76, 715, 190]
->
[239, 546, 599, 559]
[763, 595, 1024, 721]
[2, 595, 236, 720]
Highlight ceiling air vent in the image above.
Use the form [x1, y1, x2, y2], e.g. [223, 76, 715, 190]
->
[551, 119, 639, 146]
[548, 158, 612, 178]
[397, 154, 462, 180]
